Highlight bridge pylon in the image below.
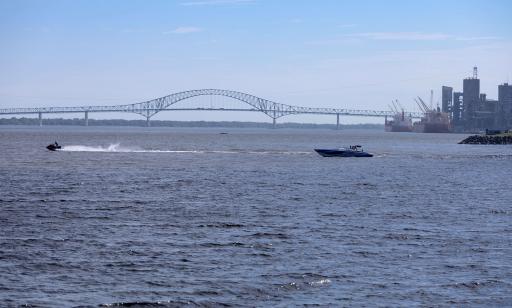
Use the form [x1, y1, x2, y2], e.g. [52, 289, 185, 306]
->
[144, 109, 152, 127]
[272, 108, 277, 128]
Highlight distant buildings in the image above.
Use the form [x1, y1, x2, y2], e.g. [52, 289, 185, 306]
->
[498, 83, 512, 129]
[442, 67, 512, 132]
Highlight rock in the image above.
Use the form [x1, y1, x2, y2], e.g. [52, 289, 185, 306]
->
[459, 135, 512, 144]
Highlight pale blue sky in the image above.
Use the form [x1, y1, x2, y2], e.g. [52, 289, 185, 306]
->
[1, 0, 511, 123]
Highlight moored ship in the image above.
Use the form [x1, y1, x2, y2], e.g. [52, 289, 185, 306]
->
[412, 111, 452, 133]
[385, 112, 413, 132]
[413, 94, 452, 133]
[384, 100, 413, 132]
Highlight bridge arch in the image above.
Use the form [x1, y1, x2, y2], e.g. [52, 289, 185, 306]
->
[131, 89, 286, 120]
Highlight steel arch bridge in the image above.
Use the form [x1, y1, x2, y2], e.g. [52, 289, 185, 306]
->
[0, 89, 422, 127]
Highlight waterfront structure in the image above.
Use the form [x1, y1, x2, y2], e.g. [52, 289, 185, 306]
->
[443, 67, 512, 132]
[498, 83, 512, 129]
[462, 68, 480, 129]
[452, 91, 463, 127]
[441, 86, 453, 114]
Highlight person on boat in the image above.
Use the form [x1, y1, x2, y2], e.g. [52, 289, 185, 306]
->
[54, 141, 59, 147]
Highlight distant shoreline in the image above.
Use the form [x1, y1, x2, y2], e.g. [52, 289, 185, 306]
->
[0, 117, 383, 130]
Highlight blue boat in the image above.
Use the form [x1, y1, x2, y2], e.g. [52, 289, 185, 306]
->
[314, 145, 373, 157]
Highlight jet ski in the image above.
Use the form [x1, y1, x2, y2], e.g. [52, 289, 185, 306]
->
[47, 142, 61, 151]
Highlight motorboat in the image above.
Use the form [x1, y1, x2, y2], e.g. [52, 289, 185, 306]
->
[314, 145, 373, 157]
[46, 143, 61, 151]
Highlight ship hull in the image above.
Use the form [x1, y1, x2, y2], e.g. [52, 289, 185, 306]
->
[384, 112, 413, 132]
[412, 110, 452, 133]
[385, 124, 413, 132]
[423, 123, 451, 133]
[413, 123, 451, 133]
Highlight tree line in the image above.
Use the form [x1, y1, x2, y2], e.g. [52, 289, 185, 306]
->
[0, 117, 383, 129]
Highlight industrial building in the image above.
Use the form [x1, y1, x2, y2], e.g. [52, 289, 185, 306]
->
[442, 67, 512, 132]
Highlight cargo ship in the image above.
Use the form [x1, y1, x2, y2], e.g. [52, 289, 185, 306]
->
[385, 100, 413, 132]
[413, 94, 452, 133]
[385, 111, 413, 132]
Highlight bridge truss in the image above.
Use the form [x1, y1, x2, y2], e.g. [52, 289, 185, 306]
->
[0, 89, 423, 127]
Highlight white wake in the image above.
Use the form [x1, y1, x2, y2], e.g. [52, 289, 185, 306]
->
[62, 143, 133, 152]
[60, 143, 311, 155]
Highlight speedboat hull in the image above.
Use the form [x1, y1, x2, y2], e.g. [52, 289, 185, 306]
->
[314, 149, 373, 157]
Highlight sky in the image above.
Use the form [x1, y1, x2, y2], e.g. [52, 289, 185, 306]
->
[0, 0, 511, 124]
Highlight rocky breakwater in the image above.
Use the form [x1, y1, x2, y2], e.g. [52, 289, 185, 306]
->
[459, 134, 512, 144]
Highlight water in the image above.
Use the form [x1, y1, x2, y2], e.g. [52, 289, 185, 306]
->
[1, 126, 511, 307]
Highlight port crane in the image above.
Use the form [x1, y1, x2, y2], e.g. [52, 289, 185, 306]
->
[415, 97, 430, 114]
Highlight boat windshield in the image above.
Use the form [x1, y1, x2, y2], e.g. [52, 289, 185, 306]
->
[348, 145, 363, 151]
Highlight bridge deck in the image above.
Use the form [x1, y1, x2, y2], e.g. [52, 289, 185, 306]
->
[0, 89, 423, 119]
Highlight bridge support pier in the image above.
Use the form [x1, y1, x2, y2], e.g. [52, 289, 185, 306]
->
[85, 111, 89, 126]
[272, 108, 277, 129]
[38, 112, 42, 127]
[336, 113, 340, 130]
[146, 116, 151, 127]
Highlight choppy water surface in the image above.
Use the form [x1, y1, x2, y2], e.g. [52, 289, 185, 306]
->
[1, 126, 511, 307]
